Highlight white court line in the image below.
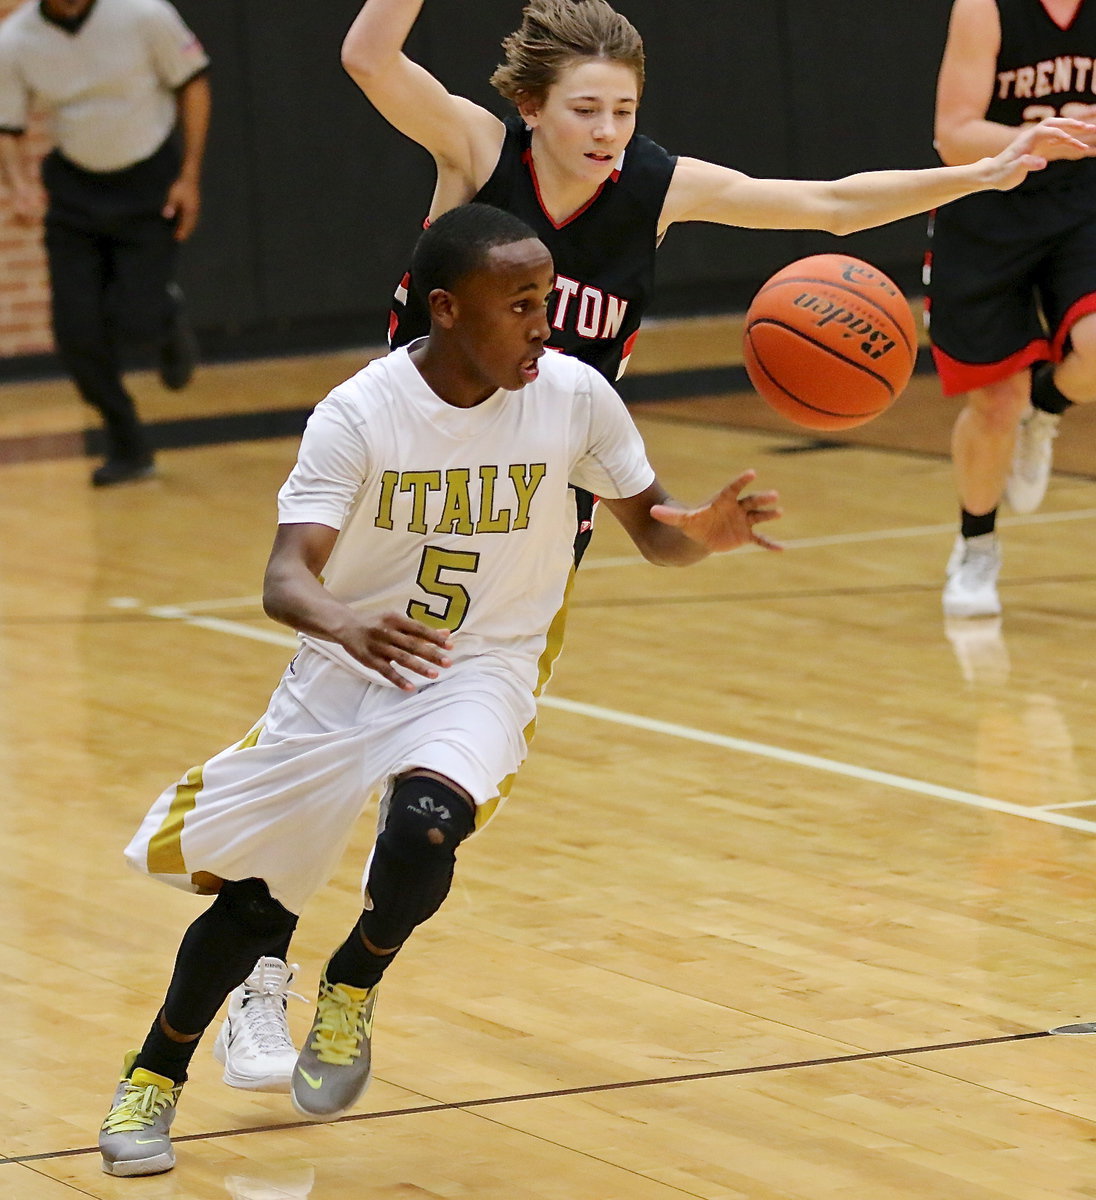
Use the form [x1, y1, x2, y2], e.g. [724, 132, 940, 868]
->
[576, 507, 1096, 570]
[1039, 797, 1096, 812]
[146, 605, 300, 647]
[150, 595, 267, 613]
[539, 695, 1096, 835]
[145, 605, 1096, 838]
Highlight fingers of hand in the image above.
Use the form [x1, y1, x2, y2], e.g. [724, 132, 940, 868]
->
[751, 530, 784, 551]
[377, 662, 418, 691]
[372, 646, 446, 689]
[650, 503, 685, 527]
[395, 629, 453, 668]
[725, 468, 757, 500]
[739, 492, 781, 521]
[359, 615, 453, 683]
[1034, 128, 1089, 152]
[382, 612, 453, 645]
[383, 651, 441, 686]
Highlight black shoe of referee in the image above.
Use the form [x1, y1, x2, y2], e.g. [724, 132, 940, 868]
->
[159, 283, 198, 391]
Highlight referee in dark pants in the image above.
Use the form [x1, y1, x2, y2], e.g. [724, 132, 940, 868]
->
[0, 0, 210, 485]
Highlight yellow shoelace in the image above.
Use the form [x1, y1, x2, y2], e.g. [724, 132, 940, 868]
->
[102, 1077, 179, 1133]
[309, 981, 373, 1067]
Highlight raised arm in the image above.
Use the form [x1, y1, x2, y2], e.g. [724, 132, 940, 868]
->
[263, 522, 455, 690]
[341, 0, 503, 196]
[661, 112, 1094, 239]
[602, 470, 783, 566]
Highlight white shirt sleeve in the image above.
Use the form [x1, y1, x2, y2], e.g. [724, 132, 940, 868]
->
[139, 0, 209, 89]
[277, 390, 372, 531]
[568, 364, 656, 500]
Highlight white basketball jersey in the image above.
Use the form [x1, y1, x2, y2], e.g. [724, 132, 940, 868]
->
[277, 345, 654, 690]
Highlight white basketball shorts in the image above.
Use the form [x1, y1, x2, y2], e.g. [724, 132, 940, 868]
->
[124, 644, 536, 914]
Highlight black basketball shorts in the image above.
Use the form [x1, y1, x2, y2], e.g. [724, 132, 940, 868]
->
[925, 185, 1096, 396]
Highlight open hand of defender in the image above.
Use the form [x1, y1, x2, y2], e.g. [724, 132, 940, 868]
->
[988, 116, 1096, 190]
[650, 469, 783, 553]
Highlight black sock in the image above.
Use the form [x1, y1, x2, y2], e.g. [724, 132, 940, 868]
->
[267, 931, 294, 963]
[161, 878, 298, 1035]
[325, 919, 399, 990]
[961, 508, 997, 539]
[1031, 363, 1074, 415]
[131, 1012, 199, 1085]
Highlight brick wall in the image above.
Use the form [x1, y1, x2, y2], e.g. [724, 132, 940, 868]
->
[0, 0, 53, 357]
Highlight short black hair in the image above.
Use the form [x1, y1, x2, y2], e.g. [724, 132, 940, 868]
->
[410, 203, 540, 301]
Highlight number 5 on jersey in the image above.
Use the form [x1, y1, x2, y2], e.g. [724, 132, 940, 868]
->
[408, 546, 480, 632]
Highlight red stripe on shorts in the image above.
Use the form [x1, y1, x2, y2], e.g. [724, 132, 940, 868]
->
[931, 339, 1050, 397]
[1051, 292, 1096, 358]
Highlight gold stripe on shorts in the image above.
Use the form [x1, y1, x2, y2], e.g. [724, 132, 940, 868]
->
[146, 722, 264, 874]
[477, 565, 576, 830]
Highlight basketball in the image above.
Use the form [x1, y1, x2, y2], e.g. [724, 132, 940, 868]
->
[743, 253, 918, 431]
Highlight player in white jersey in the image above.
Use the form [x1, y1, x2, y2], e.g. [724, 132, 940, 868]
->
[274, 341, 659, 697]
[98, 203, 783, 1177]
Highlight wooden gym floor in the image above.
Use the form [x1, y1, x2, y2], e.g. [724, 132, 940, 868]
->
[1, 319, 1095, 1199]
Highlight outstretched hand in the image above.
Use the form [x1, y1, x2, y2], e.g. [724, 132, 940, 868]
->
[649, 469, 783, 553]
[987, 116, 1096, 191]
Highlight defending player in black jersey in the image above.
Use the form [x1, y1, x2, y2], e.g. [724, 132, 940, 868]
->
[929, 0, 1096, 619]
[209, 0, 1096, 1093]
[390, 110, 671, 385]
[362, 0, 1081, 378]
[359, 0, 1088, 570]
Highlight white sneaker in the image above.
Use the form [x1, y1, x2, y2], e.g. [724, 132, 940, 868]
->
[1005, 406, 1060, 513]
[942, 533, 1002, 618]
[213, 958, 304, 1093]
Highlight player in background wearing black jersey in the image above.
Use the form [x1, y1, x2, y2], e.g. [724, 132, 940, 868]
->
[929, 0, 1096, 619]
[211, 0, 1096, 1093]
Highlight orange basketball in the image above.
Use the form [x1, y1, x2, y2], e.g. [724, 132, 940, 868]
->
[743, 253, 918, 431]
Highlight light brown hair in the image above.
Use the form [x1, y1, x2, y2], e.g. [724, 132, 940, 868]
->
[490, 0, 645, 108]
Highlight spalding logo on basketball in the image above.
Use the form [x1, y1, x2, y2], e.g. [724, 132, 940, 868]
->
[743, 254, 917, 431]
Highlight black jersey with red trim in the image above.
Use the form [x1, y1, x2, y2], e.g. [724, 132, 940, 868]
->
[988, 0, 1096, 190]
[389, 114, 677, 380]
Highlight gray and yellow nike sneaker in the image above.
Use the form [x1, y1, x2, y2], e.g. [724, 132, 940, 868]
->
[291, 970, 378, 1121]
[99, 1051, 182, 1176]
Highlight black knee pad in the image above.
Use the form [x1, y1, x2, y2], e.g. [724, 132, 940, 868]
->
[359, 776, 475, 950]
